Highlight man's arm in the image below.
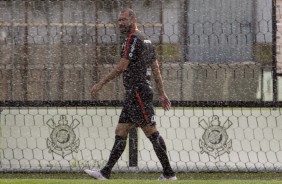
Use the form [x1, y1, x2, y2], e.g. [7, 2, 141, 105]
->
[91, 58, 129, 96]
[151, 59, 171, 111]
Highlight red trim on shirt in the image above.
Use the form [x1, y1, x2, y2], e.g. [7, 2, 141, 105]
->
[123, 29, 138, 59]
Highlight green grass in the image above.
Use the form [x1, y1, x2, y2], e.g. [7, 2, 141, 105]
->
[1, 172, 282, 184]
[1, 180, 282, 184]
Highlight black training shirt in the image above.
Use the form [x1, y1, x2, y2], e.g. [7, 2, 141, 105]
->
[120, 30, 156, 91]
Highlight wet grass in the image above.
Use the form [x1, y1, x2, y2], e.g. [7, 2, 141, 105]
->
[1, 179, 282, 184]
[1, 172, 282, 180]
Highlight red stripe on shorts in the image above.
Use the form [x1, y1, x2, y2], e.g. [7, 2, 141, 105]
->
[135, 91, 150, 124]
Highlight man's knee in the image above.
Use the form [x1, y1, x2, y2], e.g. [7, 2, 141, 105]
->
[142, 125, 157, 137]
[148, 131, 167, 152]
[148, 131, 160, 141]
[115, 123, 133, 137]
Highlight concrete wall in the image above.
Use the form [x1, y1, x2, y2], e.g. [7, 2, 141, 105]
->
[1, 107, 282, 172]
[0, 46, 264, 102]
[0, 0, 278, 102]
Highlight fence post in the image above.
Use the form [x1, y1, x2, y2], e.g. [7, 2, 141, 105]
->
[272, 0, 278, 103]
[180, 0, 189, 101]
[22, 0, 29, 101]
[129, 127, 138, 167]
[125, 0, 138, 168]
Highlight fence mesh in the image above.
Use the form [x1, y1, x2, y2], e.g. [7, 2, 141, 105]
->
[0, 0, 282, 173]
[0, 0, 281, 102]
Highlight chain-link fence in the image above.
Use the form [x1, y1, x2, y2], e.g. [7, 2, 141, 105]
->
[1, 0, 282, 173]
[0, 0, 281, 104]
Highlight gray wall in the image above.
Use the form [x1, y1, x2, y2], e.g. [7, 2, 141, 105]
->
[0, 0, 275, 102]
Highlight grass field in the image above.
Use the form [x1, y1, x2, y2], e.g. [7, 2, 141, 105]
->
[1, 180, 282, 184]
[1, 172, 282, 184]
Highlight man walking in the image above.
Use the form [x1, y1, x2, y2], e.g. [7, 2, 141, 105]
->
[85, 8, 177, 181]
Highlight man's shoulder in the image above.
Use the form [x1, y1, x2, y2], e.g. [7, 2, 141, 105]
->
[133, 31, 148, 41]
[132, 31, 153, 45]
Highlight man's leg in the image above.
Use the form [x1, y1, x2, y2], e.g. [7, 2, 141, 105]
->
[85, 123, 132, 179]
[99, 123, 133, 178]
[142, 126, 175, 177]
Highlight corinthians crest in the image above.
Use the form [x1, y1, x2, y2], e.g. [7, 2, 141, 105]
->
[199, 115, 232, 158]
[47, 115, 80, 158]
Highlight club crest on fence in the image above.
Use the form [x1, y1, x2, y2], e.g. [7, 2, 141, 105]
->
[46, 115, 80, 158]
[199, 115, 232, 158]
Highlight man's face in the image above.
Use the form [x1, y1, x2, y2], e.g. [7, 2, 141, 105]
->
[118, 11, 134, 34]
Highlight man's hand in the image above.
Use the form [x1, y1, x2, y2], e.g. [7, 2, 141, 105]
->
[91, 58, 129, 97]
[91, 83, 103, 97]
[152, 60, 171, 111]
[159, 93, 171, 111]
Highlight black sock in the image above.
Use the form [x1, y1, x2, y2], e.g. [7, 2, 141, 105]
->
[149, 132, 175, 177]
[100, 135, 127, 179]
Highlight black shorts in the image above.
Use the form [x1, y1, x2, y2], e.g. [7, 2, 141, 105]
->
[119, 84, 156, 127]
